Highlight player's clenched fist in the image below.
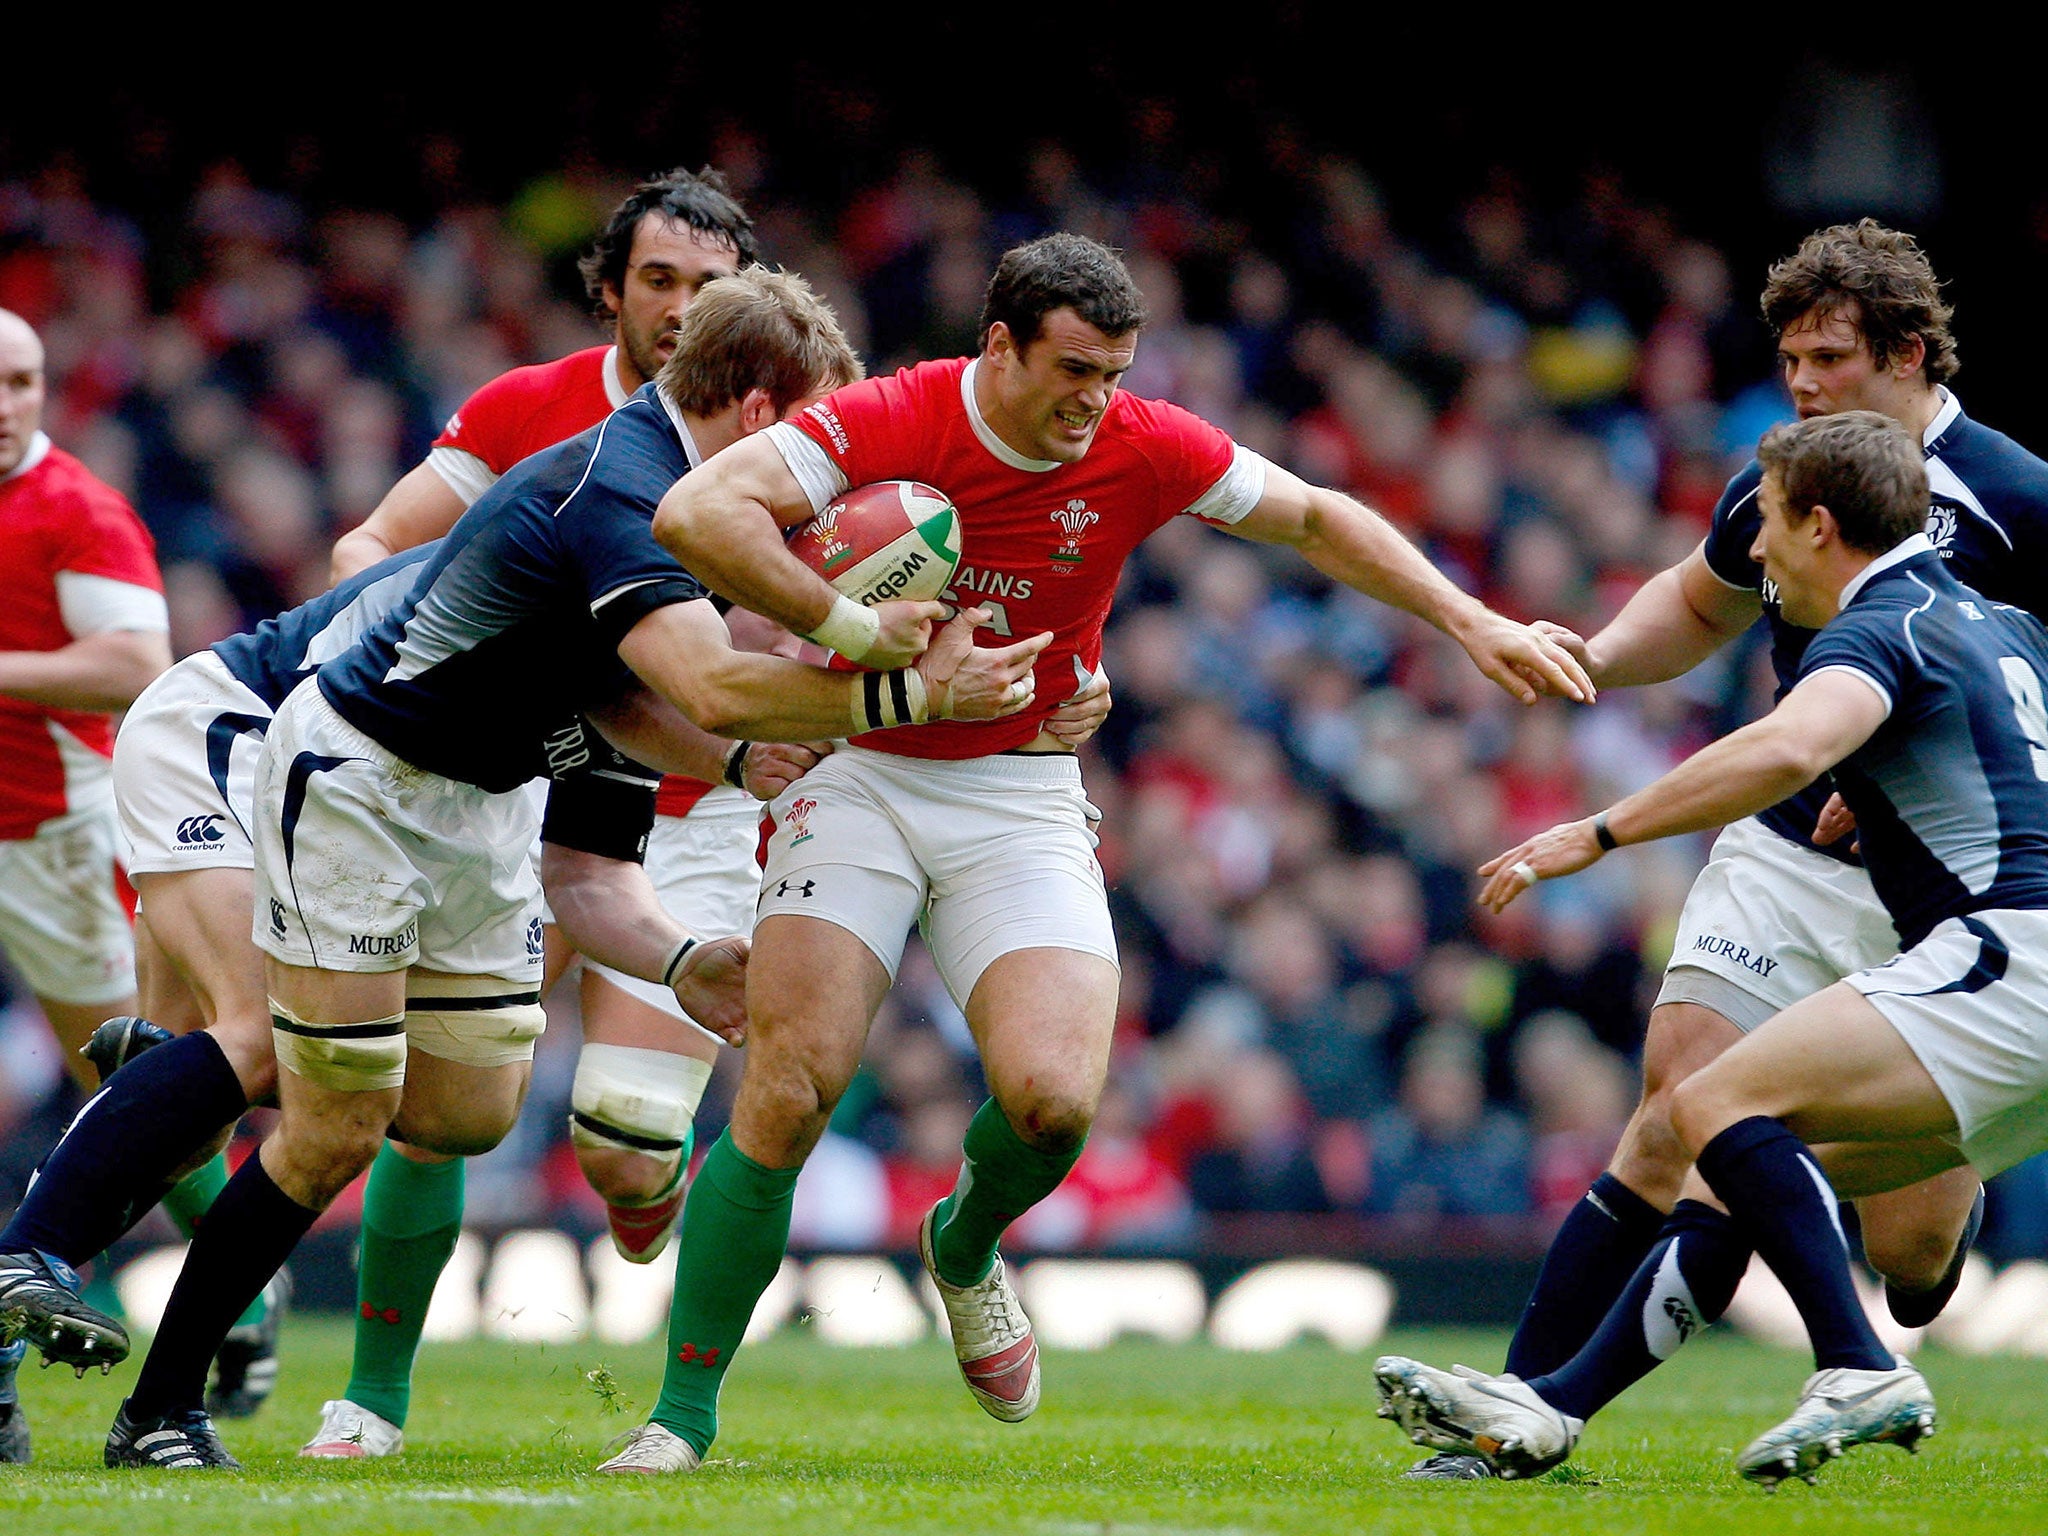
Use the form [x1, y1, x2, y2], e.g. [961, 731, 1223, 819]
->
[915, 606, 1052, 720]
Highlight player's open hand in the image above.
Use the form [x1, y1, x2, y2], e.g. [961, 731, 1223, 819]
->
[918, 606, 1052, 720]
[669, 934, 751, 1045]
[742, 741, 832, 800]
[1455, 610, 1596, 706]
[1043, 668, 1113, 746]
[1476, 818, 1605, 913]
[864, 599, 949, 669]
[1812, 791, 1859, 850]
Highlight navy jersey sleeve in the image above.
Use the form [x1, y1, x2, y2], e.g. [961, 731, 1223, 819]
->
[540, 716, 661, 863]
[1798, 606, 1914, 716]
[1701, 461, 1767, 590]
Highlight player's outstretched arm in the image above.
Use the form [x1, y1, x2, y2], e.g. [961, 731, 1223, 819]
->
[616, 600, 1044, 744]
[1222, 463, 1593, 705]
[0, 629, 169, 710]
[330, 460, 469, 584]
[652, 435, 937, 668]
[1571, 542, 1764, 689]
[540, 841, 748, 1043]
[1476, 668, 1888, 912]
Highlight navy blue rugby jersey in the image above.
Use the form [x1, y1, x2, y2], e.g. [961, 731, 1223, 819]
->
[211, 545, 437, 709]
[1703, 391, 2048, 859]
[317, 385, 707, 792]
[1797, 537, 2048, 946]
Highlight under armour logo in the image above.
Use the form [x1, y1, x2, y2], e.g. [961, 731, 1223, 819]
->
[360, 1302, 402, 1324]
[776, 879, 816, 899]
[675, 1342, 722, 1367]
[176, 814, 225, 845]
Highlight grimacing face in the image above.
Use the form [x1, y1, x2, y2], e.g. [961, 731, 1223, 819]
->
[607, 216, 744, 388]
[982, 308, 1136, 464]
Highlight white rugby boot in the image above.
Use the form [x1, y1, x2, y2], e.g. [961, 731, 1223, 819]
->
[1373, 1356, 1582, 1480]
[1737, 1359, 1935, 1488]
[918, 1204, 1041, 1422]
[299, 1398, 403, 1458]
[595, 1420, 701, 1474]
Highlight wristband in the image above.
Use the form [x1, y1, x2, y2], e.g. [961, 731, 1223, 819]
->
[805, 594, 882, 663]
[721, 739, 751, 790]
[1593, 811, 1618, 851]
[660, 937, 698, 988]
[851, 668, 930, 733]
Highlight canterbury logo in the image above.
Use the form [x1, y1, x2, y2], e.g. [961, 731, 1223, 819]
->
[176, 814, 226, 845]
[1662, 1296, 1698, 1344]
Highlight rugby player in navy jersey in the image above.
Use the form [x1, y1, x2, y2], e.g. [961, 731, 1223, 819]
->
[1, 269, 1046, 1469]
[1377, 411, 2048, 1484]
[1405, 221, 2048, 1480]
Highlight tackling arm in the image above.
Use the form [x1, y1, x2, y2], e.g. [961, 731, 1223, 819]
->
[1477, 669, 1889, 910]
[650, 434, 942, 668]
[1223, 463, 1593, 705]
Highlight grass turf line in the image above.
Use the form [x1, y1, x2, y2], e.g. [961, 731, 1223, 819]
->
[2, 1319, 2045, 1534]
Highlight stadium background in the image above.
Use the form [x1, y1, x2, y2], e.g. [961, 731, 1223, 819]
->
[5, 18, 2046, 1321]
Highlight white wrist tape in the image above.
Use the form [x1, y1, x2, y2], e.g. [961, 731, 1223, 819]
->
[851, 668, 930, 733]
[805, 594, 882, 662]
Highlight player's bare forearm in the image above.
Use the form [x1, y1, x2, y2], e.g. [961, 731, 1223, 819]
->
[652, 439, 841, 635]
[1582, 550, 1761, 687]
[540, 843, 688, 981]
[330, 460, 469, 584]
[587, 686, 733, 782]
[0, 630, 170, 710]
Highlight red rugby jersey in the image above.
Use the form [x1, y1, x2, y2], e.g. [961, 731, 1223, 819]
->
[0, 438, 167, 838]
[777, 357, 1254, 758]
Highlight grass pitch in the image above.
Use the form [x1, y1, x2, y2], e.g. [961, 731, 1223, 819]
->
[4, 1318, 2046, 1534]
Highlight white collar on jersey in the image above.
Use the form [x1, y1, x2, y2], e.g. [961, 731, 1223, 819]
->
[1, 430, 51, 484]
[1923, 386, 1962, 448]
[602, 345, 631, 411]
[1840, 532, 1936, 609]
[960, 357, 1061, 474]
[653, 388, 705, 469]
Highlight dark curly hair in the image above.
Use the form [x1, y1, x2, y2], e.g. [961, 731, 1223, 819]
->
[977, 233, 1148, 352]
[1762, 219, 1958, 384]
[577, 166, 759, 320]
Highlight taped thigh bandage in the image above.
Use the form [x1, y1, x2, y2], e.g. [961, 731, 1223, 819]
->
[405, 972, 548, 1069]
[271, 998, 408, 1092]
[569, 1043, 713, 1173]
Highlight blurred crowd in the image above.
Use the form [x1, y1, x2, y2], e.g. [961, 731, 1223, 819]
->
[6, 117, 2043, 1262]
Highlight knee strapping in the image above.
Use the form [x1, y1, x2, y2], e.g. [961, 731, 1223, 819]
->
[405, 973, 546, 1069]
[569, 1044, 712, 1165]
[271, 999, 408, 1092]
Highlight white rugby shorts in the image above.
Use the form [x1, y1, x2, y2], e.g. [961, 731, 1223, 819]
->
[582, 787, 764, 1023]
[1656, 816, 1898, 1032]
[0, 801, 136, 1005]
[251, 680, 544, 980]
[115, 649, 269, 875]
[755, 744, 1116, 1006]
[1848, 907, 2048, 1179]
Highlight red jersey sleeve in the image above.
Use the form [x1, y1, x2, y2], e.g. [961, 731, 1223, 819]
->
[53, 468, 164, 591]
[787, 362, 950, 490]
[435, 368, 542, 478]
[1117, 394, 1240, 522]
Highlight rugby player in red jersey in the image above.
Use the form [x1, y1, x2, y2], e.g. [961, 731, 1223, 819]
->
[591, 232, 1594, 1473]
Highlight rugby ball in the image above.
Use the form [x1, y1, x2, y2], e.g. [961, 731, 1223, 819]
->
[790, 480, 962, 606]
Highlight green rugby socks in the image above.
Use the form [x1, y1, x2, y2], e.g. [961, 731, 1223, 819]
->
[929, 1097, 1083, 1286]
[344, 1145, 466, 1428]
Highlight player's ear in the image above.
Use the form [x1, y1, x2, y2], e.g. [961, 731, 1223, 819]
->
[1811, 503, 1839, 547]
[736, 387, 777, 435]
[1892, 333, 1927, 379]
